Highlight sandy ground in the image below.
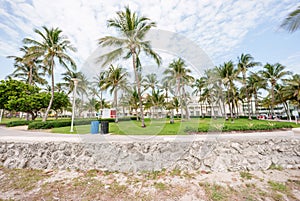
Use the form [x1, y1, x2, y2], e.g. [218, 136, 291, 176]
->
[0, 167, 299, 201]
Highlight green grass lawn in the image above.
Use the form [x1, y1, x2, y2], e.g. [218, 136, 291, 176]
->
[51, 118, 300, 135]
[0, 117, 22, 124]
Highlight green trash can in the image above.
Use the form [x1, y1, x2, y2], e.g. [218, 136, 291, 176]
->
[101, 121, 109, 134]
[91, 121, 99, 134]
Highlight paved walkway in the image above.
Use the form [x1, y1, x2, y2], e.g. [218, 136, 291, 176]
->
[0, 126, 299, 143]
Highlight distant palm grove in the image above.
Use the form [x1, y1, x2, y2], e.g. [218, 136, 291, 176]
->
[1, 6, 300, 125]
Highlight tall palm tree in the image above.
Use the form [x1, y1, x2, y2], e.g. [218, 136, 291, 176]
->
[93, 71, 107, 109]
[98, 6, 161, 127]
[8, 46, 47, 86]
[200, 69, 219, 118]
[127, 87, 140, 120]
[84, 98, 98, 118]
[163, 58, 193, 120]
[237, 53, 261, 119]
[24, 26, 77, 121]
[281, 6, 300, 32]
[102, 64, 128, 122]
[61, 71, 87, 95]
[192, 77, 206, 117]
[142, 73, 159, 93]
[260, 63, 291, 116]
[274, 84, 292, 120]
[246, 73, 267, 116]
[283, 74, 300, 106]
[146, 89, 165, 119]
[216, 61, 239, 121]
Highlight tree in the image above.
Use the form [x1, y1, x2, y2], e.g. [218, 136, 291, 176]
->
[216, 61, 239, 121]
[200, 69, 220, 118]
[192, 77, 206, 117]
[246, 73, 267, 116]
[23, 26, 76, 121]
[0, 79, 69, 120]
[102, 64, 128, 122]
[98, 6, 161, 127]
[127, 88, 140, 120]
[50, 92, 71, 119]
[237, 53, 261, 119]
[146, 89, 165, 118]
[84, 98, 99, 118]
[163, 58, 194, 120]
[281, 6, 300, 32]
[143, 73, 159, 92]
[92, 71, 107, 109]
[0, 79, 43, 120]
[283, 74, 300, 106]
[8, 46, 47, 86]
[260, 63, 291, 116]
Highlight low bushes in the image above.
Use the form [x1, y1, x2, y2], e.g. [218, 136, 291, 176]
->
[27, 118, 131, 130]
[184, 121, 295, 133]
[6, 120, 37, 127]
[28, 119, 96, 130]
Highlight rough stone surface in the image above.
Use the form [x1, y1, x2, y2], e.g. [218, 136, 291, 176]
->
[0, 138, 299, 172]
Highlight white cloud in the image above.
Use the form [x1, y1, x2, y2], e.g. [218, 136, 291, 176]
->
[281, 52, 300, 75]
[0, 0, 299, 79]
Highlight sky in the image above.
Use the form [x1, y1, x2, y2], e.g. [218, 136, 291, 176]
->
[0, 0, 300, 82]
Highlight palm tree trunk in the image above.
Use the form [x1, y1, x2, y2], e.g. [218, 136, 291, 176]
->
[29, 65, 33, 85]
[271, 84, 275, 117]
[254, 92, 258, 117]
[43, 60, 54, 122]
[243, 73, 251, 120]
[200, 102, 203, 118]
[227, 90, 233, 121]
[222, 97, 227, 119]
[114, 88, 118, 123]
[182, 86, 190, 120]
[282, 101, 290, 121]
[132, 52, 145, 127]
[0, 109, 4, 123]
[177, 79, 184, 120]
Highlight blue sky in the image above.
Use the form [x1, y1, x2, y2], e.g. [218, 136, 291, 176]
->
[0, 0, 299, 81]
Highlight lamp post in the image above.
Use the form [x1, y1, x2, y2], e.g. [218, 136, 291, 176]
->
[70, 78, 80, 132]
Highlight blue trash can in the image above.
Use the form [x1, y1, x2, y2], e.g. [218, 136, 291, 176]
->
[90, 121, 99, 134]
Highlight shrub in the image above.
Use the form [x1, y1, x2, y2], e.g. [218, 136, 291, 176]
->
[27, 118, 125, 130]
[28, 119, 96, 130]
[6, 120, 35, 127]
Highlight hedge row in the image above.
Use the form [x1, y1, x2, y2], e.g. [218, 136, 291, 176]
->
[184, 122, 294, 133]
[26, 117, 136, 130]
[6, 120, 39, 127]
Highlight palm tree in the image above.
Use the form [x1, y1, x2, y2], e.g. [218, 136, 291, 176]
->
[260, 63, 291, 116]
[163, 58, 193, 120]
[200, 69, 220, 118]
[102, 64, 128, 122]
[84, 98, 98, 118]
[23, 26, 77, 121]
[92, 71, 107, 109]
[283, 74, 300, 106]
[281, 6, 300, 32]
[61, 71, 88, 96]
[237, 53, 261, 119]
[142, 73, 159, 92]
[8, 46, 47, 86]
[127, 88, 140, 120]
[192, 77, 206, 117]
[216, 61, 239, 121]
[146, 89, 165, 119]
[274, 84, 292, 120]
[98, 6, 161, 127]
[247, 73, 267, 116]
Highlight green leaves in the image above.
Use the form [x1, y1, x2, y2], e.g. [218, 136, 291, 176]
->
[0, 79, 70, 120]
